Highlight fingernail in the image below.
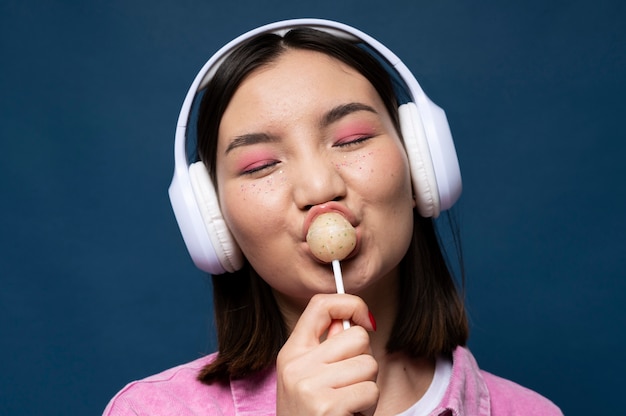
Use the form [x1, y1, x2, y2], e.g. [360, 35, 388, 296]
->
[368, 310, 377, 331]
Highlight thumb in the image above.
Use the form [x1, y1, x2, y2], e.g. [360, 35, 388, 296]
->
[326, 319, 347, 339]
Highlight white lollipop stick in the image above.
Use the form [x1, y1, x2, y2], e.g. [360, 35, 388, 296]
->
[332, 259, 351, 330]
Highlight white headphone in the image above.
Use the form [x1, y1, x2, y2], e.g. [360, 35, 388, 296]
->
[168, 18, 462, 275]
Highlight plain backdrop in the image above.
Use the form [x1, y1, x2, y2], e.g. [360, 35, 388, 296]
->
[1, 0, 624, 414]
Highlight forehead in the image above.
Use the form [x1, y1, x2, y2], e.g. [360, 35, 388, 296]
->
[221, 49, 382, 124]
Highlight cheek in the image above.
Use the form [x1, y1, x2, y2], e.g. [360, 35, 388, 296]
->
[218, 172, 289, 250]
[334, 151, 374, 173]
[230, 173, 287, 202]
[340, 145, 412, 199]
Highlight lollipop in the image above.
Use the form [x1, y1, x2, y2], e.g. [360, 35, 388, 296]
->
[306, 212, 356, 330]
[306, 212, 356, 263]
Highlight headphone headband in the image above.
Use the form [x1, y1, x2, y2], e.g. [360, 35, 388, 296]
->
[169, 18, 462, 274]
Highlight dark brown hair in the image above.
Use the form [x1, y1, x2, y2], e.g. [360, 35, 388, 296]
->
[195, 27, 468, 383]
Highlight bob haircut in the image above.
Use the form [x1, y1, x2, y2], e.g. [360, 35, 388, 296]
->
[195, 27, 468, 383]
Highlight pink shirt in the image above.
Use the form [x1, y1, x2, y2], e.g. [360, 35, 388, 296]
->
[103, 346, 562, 415]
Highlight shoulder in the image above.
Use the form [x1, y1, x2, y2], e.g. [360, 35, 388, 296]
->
[444, 347, 562, 416]
[481, 370, 563, 415]
[102, 353, 235, 416]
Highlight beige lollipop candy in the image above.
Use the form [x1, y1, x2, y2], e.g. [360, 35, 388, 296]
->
[306, 212, 356, 263]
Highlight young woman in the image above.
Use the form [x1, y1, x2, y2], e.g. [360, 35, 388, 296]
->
[104, 19, 562, 415]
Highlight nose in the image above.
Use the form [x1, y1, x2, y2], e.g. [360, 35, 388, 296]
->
[293, 153, 347, 210]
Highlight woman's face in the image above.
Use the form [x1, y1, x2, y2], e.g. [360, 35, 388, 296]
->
[215, 49, 415, 307]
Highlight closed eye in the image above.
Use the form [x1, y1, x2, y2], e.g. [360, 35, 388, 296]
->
[334, 135, 374, 148]
[241, 160, 280, 175]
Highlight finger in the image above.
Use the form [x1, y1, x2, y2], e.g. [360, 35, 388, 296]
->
[326, 319, 346, 339]
[288, 294, 374, 349]
[278, 380, 378, 416]
[318, 325, 372, 364]
[318, 353, 378, 389]
[279, 325, 372, 377]
[336, 380, 380, 416]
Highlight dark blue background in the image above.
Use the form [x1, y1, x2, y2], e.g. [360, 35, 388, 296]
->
[1, 1, 624, 414]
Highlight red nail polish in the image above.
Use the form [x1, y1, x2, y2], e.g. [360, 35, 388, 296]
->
[368, 310, 377, 331]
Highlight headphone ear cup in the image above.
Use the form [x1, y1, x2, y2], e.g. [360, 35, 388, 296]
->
[399, 103, 440, 218]
[188, 162, 243, 273]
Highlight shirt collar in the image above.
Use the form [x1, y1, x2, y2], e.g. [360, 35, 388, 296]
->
[432, 346, 491, 415]
[230, 366, 277, 415]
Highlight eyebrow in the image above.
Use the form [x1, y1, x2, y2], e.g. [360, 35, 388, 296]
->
[225, 133, 278, 154]
[320, 102, 378, 128]
[224, 102, 378, 154]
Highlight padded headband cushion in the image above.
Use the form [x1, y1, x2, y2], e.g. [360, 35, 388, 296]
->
[188, 161, 243, 273]
[398, 103, 440, 218]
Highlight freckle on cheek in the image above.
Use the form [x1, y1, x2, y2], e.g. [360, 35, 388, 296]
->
[237, 171, 289, 201]
[239, 184, 248, 200]
[337, 152, 374, 170]
[264, 177, 277, 194]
